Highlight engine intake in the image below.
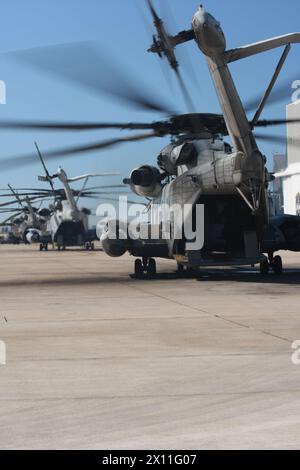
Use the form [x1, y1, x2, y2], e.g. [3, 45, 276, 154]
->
[128, 166, 162, 198]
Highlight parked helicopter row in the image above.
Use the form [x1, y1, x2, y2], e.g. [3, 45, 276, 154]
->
[0, 144, 125, 250]
[1, 2, 300, 278]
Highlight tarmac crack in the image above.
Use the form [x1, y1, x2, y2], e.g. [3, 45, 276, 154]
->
[124, 284, 291, 344]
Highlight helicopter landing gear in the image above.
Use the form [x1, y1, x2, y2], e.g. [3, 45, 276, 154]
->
[260, 253, 283, 275]
[177, 263, 185, 275]
[39, 243, 48, 251]
[260, 258, 269, 275]
[133, 257, 157, 279]
[57, 244, 66, 251]
[85, 242, 95, 251]
[268, 252, 283, 275]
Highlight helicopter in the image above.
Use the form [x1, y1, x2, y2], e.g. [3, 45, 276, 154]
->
[99, 2, 300, 277]
[0, 187, 52, 245]
[0, 177, 131, 250]
[35, 143, 123, 251]
[0, 3, 300, 276]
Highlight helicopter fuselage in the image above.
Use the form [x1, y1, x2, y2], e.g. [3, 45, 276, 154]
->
[101, 137, 264, 267]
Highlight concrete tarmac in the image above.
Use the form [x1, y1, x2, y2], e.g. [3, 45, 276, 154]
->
[0, 245, 300, 449]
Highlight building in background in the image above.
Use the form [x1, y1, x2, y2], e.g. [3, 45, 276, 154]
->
[276, 100, 300, 215]
[269, 153, 287, 215]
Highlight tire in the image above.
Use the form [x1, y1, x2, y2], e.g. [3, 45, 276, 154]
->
[39, 244, 43, 251]
[134, 259, 143, 278]
[177, 264, 184, 274]
[273, 255, 283, 275]
[148, 258, 156, 277]
[260, 259, 269, 275]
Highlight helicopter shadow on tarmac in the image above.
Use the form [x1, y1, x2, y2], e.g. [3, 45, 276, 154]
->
[130, 267, 300, 285]
[1, 263, 300, 288]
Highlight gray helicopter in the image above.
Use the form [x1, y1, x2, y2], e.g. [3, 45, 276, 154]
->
[35, 144, 122, 250]
[1, 3, 300, 276]
[0, 187, 52, 245]
[100, 2, 300, 277]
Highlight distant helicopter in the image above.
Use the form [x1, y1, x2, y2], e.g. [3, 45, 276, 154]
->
[0, 187, 52, 245]
[1, 3, 300, 276]
[0, 142, 125, 251]
[35, 143, 122, 250]
[7, 184, 51, 246]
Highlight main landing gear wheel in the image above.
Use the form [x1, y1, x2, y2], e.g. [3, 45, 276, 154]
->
[177, 263, 184, 274]
[133, 257, 157, 279]
[260, 253, 283, 275]
[148, 258, 157, 277]
[85, 242, 95, 251]
[39, 243, 48, 251]
[260, 259, 269, 275]
[272, 255, 283, 275]
[134, 259, 143, 278]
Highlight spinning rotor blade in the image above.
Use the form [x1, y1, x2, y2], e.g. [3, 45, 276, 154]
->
[35, 142, 56, 194]
[0, 120, 158, 132]
[67, 172, 119, 182]
[0, 132, 157, 170]
[255, 117, 300, 127]
[146, 0, 194, 112]
[0, 195, 48, 208]
[244, 75, 298, 113]
[0, 187, 51, 191]
[0, 207, 25, 213]
[147, 0, 178, 70]
[0, 194, 49, 211]
[79, 191, 130, 198]
[0, 191, 51, 198]
[9, 42, 173, 115]
[8, 184, 25, 209]
[0, 113, 220, 137]
[91, 196, 143, 205]
[81, 185, 128, 190]
[255, 132, 300, 147]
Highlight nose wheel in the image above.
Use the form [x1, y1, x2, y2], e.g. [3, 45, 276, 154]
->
[85, 242, 95, 251]
[260, 253, 283, 275]
[133, 257, 157, 279]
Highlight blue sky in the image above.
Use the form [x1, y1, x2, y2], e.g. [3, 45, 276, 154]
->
[0, 0, 299, 205]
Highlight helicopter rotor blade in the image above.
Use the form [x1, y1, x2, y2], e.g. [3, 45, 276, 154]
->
[244, 74, 298, 113]
[255, 117, 300, 127]
[35, 141, 56, 195]
[0, 132, 158, 170]
[7, 184, 25, 209]
[0, 192, 52, 198]
[0, 120, 159, 132]
[0, 194, 50, 208]
[8, 42, 173, 115]
[146, 0, 194, 112]
[159, 0, 199, 86]
[255, 132, 300, 147]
